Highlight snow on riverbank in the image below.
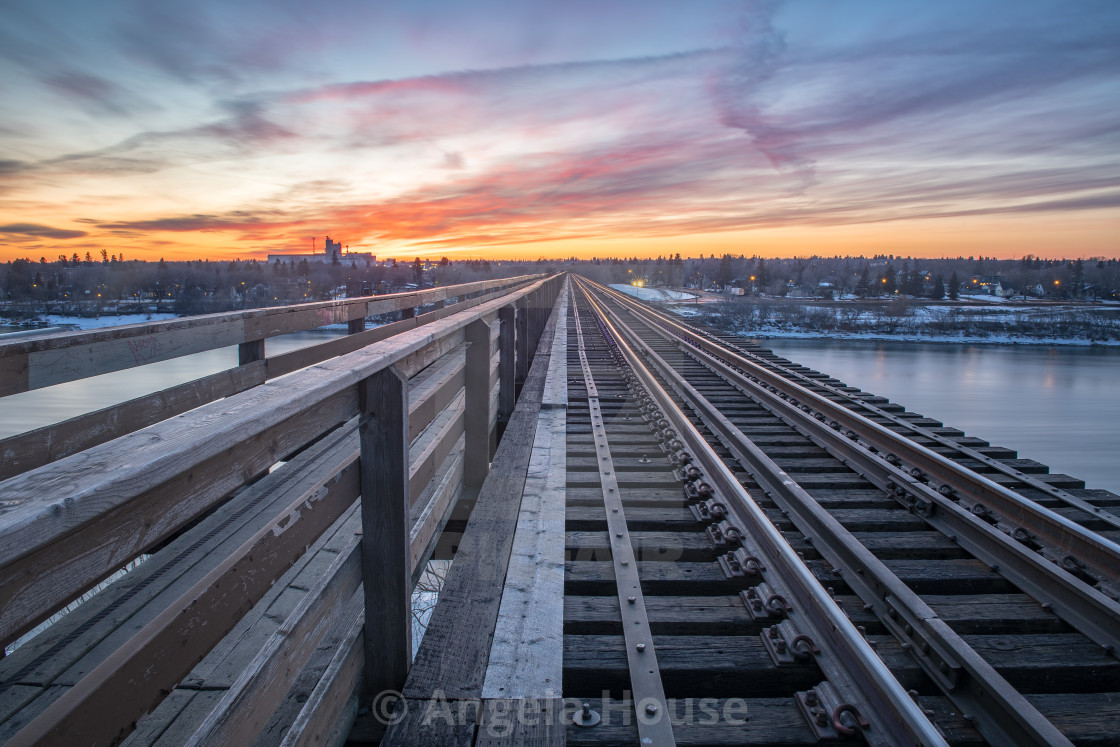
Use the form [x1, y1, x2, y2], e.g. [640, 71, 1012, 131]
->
[609, 284, 696, 302]
[0, 313, 181, 334]
[667, 302, 1120, 347]
[711, 327, 1120, 347]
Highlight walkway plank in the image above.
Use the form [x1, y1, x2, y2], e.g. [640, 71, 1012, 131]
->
[482, 282, 568, 699]
[381, 286, 565, 744]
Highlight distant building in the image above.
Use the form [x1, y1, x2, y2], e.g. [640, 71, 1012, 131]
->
[971, 275, 1013, 297]
[268, 236, 374, 265]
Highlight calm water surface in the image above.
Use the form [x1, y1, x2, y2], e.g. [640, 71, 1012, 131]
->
[762, 338, 1120, 495]
[0, 329, 346, 439]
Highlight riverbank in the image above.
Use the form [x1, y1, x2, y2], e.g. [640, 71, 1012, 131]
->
[668, 299, 1120, 347]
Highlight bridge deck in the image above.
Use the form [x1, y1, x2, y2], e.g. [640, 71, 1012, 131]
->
[1, 274, 1118, 745]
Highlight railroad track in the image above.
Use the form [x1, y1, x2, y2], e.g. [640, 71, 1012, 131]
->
[561, 277, 1120, 745]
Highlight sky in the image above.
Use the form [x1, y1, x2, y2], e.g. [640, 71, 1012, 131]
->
[0, 0, 1117, 262]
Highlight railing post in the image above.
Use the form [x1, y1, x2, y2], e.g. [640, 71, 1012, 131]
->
[515, 300, 529, 393]
[348, 317, 365, 334]
[401, 307, 416, 320]
[464, 319, 492, 487]
[238, 338, 265, 366]
[498, 305, 515, 426]
[358, 366, 411, 699]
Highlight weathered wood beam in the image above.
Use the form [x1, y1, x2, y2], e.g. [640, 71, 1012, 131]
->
[0, 361, 266, 480]
[0, 276, 558, 647]
[0, 275, 540, 397]
[497, 305, 515, 425]
[463, 319, 494, 488]
[2, 450, 360, 747]
[481, 280, 568, 700]
[359, 366, 412, 700]
[0, 282, 530, 481]
[183, 551, 364, 746]
[382, 285, 565, 745]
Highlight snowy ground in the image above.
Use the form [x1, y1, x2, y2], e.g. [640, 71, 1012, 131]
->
[609, 284, 697, 302]
[0, 313, 180, 332]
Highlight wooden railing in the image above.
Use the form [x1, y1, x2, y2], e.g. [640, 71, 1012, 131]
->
[0, 273, 566, 745]
[0, 275, 540, 479]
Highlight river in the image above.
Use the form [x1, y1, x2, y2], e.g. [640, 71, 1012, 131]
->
[0, 328, 347, 439]
[762, 338, 1120, 495]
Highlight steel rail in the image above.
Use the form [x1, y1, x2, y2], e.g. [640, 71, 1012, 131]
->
[574, 280, 947, 747]
[580, 279, 1072, 746]
[596, 286, 1120, 534]
[590, 279, 1120, 656]
[570, 295, 676, 746]
[591, 281, 1120, 600]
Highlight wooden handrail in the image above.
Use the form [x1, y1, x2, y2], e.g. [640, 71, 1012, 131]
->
[0, 274, 561, 649]
[0, 274, 541, 397]
[0, 279, 531, 480]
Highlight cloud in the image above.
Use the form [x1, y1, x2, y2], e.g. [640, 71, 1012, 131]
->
[96, 211, 283, 232]
[0, 223, 88, 239]
[41, 70, 144, 116]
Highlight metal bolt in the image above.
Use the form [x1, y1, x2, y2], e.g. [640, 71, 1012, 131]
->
[805, 691, 818, 706]
[645, 703, 658, 716]
[636, 643, 646, 652]
[628, 596, 636, 604]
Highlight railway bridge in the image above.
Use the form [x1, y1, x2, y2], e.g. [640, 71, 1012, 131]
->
[0, 273, 1117, 746]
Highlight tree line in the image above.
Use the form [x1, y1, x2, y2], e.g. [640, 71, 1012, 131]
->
[2, 252, 1117, 320]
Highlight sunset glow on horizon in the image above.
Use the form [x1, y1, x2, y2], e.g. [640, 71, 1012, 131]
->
[2, 1, 1118, 263]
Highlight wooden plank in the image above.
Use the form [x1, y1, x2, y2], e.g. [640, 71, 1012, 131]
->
[0, 415, 465, 743]
[463, 319, 493, 487]
[385, 292, 562, 735]
[0, 295, 479, 482]
[367, 699, 477, 745]
[0, 426, 358, 693]
[25, 318, 247, 391]
[482, 283, 567, 700]
[238, 338, 265, 366]
[0, 361, 266, 481]
[0, 351, 29, 398]
[498, 305, 515, 423]
[475, 698, 565, 746]
[409, 442, 465, 578]
[0, 275, 540, 397]
[267, 289, 486, 380]
[3, 453, 360, 746]
[183, 552, 363, 747]
[407, 347, 465, 442]
[515, 301, 528, 389]
[359, 366, 412, 700]
[408, 393, 465, 504]
[279, 609, 364, 747]
[0, 387, 355, 648]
